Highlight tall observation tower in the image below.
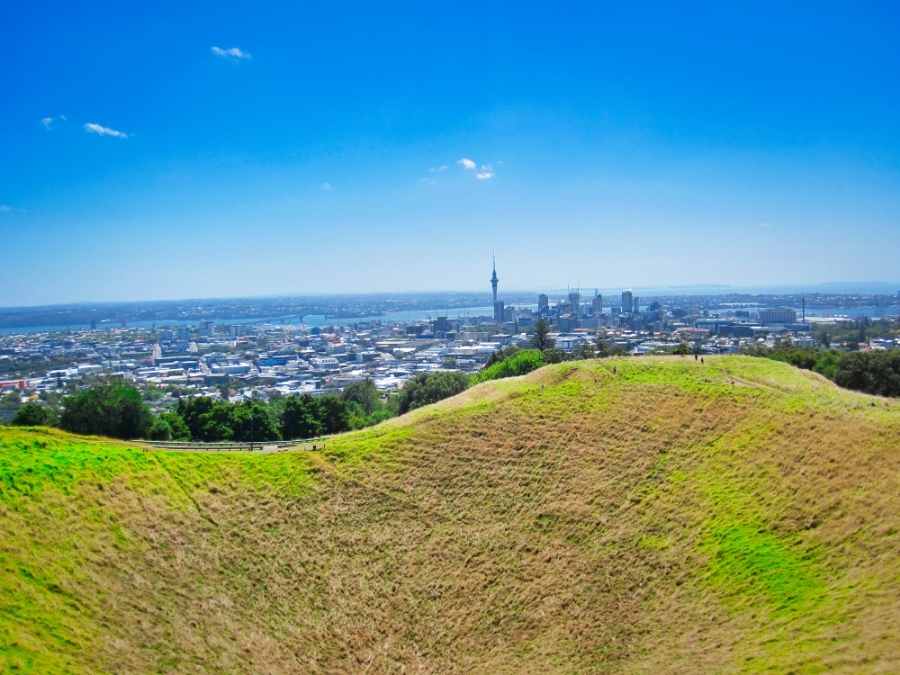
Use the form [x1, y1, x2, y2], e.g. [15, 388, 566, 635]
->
[490, 256, 501, 322]
[490, 256, 499, 306]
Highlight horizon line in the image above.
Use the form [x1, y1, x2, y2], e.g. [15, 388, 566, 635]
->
[2, 281, 900, 312]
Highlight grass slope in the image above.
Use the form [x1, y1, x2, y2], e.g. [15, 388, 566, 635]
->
[1, 356, 899, 673]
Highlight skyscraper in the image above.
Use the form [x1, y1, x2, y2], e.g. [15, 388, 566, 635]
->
[621, 290, 634, 314]
[568, 289, 581, 320]
[538, 293, 549, 316]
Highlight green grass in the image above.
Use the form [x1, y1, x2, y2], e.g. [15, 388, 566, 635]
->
[1, 356, 898, 673]
[703, 522, 824, 612]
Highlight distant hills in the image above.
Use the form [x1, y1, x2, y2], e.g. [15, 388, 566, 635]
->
[2, 356, 899, 672]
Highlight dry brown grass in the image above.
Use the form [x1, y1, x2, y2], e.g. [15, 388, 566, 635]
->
[2, 356, 899, 673]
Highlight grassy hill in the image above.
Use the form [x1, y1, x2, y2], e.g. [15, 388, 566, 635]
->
[2, 356, 899, 673]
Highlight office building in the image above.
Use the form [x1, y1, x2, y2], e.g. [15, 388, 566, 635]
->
[538, 294, 549, 316]
[621, 290, 634, 314]
[568, 290, 581, 320]
[759, 308, 797, 324]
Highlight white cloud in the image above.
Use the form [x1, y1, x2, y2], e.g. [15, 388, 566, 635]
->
[41, 115, 67, 130]
[457, 157, 498, 180]
[84, 122, 128, 139]
[211, 46, 252, 60]
[428, 165, 448, 173]
[475, 163, 495, 180]
[320, 181, 334, 191]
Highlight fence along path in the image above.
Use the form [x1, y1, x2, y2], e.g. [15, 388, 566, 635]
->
[141, 437, 329, 453]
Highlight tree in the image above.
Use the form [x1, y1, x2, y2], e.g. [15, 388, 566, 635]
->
[176, 397, 216, 439]
[0, 391, 22, 424]
[835, 351, 900, 397]
[319, 395, 350, 434]
[281, 394, 325, 439]
[396, 372, 469, 414]
[346, 402, 393, 430]
[11, 401, 56, 427]
[160, 411, 191, 441]
[672, 343, 690, 356]
[484, 346, 520, 367]
[574, 342, 596, 360]
[533, 319, 553, 351]
[196, 401, 237, 441]
[231, 401, 280, 442]
[59, 382, 152, 439]
[341, 379, 380, 415]
[812, 350, 841, 380]
[146, 416, 173, 440]
[595, 335, 610, 358]
[542, 348, 569, 364]
[743, 344, 900, 398]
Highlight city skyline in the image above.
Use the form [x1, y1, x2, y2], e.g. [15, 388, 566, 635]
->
[2, 277, 900, 311]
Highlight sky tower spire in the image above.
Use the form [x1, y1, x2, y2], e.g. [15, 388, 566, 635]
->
[490, 254, 500, 322]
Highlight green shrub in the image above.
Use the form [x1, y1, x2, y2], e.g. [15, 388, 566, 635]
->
[835, 351, 900, 397]
[147, 416, 173, 440]
[397, 372, 469, 414]
[744, 344, 900, 397]
[11, 401, 57, 427]
[160, 411, 191, 441]
[471, 349, 544, 384]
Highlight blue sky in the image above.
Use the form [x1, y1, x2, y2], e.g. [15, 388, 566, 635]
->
[2, 1, 900, 306]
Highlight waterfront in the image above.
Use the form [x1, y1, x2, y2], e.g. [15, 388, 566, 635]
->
[0, 306, 498, 336]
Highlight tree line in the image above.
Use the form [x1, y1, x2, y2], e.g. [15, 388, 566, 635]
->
[8, 341, 549, 440]
[743, 344, 900, 397]
[9, 379, 397, 442]
[8, 369, 473, 441]
[16, 322, 894, 440]
[5, 319, 607, 440]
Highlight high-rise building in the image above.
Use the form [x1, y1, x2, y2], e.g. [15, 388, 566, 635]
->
[538, 294, 549, 316]
[568, 290, 581, 320]
[433, 316, 450, 335]
[621, 290, 634, 314]
[592, 292, 603, 315]
[633, 296, 640, 314]
[495, 301, 506, 324]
